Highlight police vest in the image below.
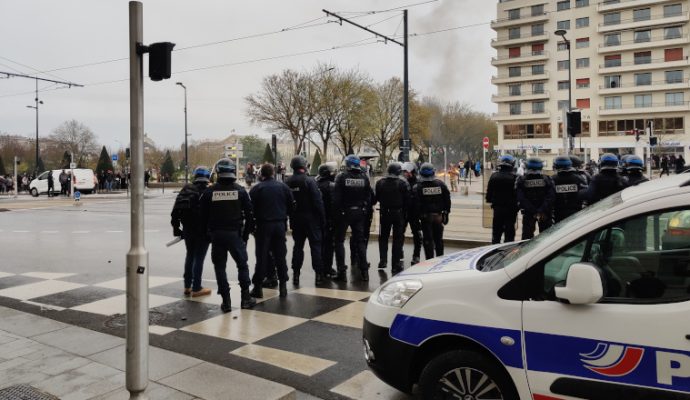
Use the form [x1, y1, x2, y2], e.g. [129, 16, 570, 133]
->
[286, 173, 312, 214]
[337, 171, 370, 207]
[553, 172, 584, 216]
[520, 173, 549, 206]
[209, 182, 242, 227]
[487, 170, 517, 209]
[417, 180, 445, 214]
[376, 177, 405, 209]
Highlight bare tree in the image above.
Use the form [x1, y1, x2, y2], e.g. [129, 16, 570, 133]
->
[364, 78, 405, 168]
[50, 119, 99, 167]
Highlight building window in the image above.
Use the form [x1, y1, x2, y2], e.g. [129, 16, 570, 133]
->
[634, 30, 651, 43]
[557, 1, 570, 11]
[604, 33, 621, 46]
[635, 51, 652, 64]
[508, 47, 521, 58]
[576, 17, 589, 28]
[633, 8, 651, 22]
[558, 100, 570, 110]
[604, 54, 622, 67]
[604, 12, 620, 26]
[666, 92, 684, 106]
[532, 82, 545, 94]
[557, 20, 570, 30]
[503, 124, 552, 140]
[576, 38, 589, 49]
[576, 98, 590, 109]
[557, 41, 568, 51]
[665, 26, 682, 40]
[509, 27, 520, 39]
[532, 43, 544, 55]
[532, 64, 545, 75]
[532, 101, 545, 113]
[603, 0, 620, 4]
[576, 78, 590, 88]
[558, 80, 570, 90]
[558, 60, 570, 70]
[664, 4, 682, 18]
[665, 70, 683, 83]
[531, 24, 544, 36]
[635, 73, 652, 86]
[508, 8, 520, 20]
[509, 66, 521, 77]
[576, 58, 589, 68]
[605, 96, 622, 109]
[576, 0, 589, 7]
[605, 75, 621, 88]
[531, 4, 544, 16]
[510, 103, 522, 115]
[634, 94, 652, 108]
[509, 84, 521, 96]
[665, 48, 684, 61]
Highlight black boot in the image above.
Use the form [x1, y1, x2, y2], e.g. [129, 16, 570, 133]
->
[411, 256, 420, 265]
[378, 261, 387, 269]
[315, 273, 324, 285]
[249, 286, 263, 299]
[334, 268, 347, 282]
[220, 293, 231, 313]
[262, 275, 278, 288]
[325, 268, 337, 278]
[292, 270, 300, 286]
[241, 289, 257, 309]
[360, 269, 369, 282]
[279, 281, 288, 297]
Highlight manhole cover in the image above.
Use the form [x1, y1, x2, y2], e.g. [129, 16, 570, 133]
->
[104, 311, 166, 329]
[0, 385, 59, 400]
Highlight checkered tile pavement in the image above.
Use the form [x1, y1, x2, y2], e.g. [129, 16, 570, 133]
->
[0, 271, 405, 400]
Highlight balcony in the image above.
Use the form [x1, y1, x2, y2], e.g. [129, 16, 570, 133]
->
[598, 34, 689, 53]
[599, 101, 690, 115]
[491, 12, 550, 30]
[492, 90, 550, 102]
[491, 51, 549, 66]
[598, 0, 679, 13]
[599, 78, 690, 94]
[492, 71, 549, 84]
[598, 57, 690, 73]
[491, 32, 549, 48]
[492, 110, 551, 121]
[598, 12, 690, 33]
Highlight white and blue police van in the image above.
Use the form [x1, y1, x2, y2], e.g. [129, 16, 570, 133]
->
[364, 174, 690, 399]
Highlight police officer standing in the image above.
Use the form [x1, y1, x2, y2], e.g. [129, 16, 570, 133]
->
[249, 163, 294, 298]
[515, 157, 555, 240]
[200, 159, 256, 312]
[485, 155, 518, 244]
[316, 162, 338, 278]
[622, 155, 649, 187]
[401, 162, 423, 265]
[171, 166, 212, 297]
[569, 155, 591, 185]
[333, 155, 374, 282]
[375, 162, 411, 275]
[285, 155, 326, 285]
[551, 155, 587, 223]
[413, 163, 451, 259]
[581, 153, 626, 205]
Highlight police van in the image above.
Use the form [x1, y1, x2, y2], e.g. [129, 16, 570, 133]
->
[364, 174, 690, 399]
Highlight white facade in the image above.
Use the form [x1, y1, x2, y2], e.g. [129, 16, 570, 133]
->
[492, 0, 690, 163]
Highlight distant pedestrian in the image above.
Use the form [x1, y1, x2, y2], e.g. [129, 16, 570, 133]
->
[47, 171, 55, 197]
[59, 170, 69, 196]
[245, 163, 256, 187]
[144, 170, 150, 188]
[448, 164, 458, 192]
[660, 156, 670, 177]
[675, 155, 685, 174]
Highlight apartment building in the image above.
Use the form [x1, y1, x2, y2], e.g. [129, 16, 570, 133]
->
[491, 0, 690, 164]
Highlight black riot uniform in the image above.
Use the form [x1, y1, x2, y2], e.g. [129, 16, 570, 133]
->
[316, 163, 337, 278]
[402, 162, 423, 264]
[623, 155, 649, 187]
[200, 159, 256, 312]
[285, 156, 326, 285]
[249, 164, 295, 298]
[485, 156, 518, 244]
[333, 155, 374, 282]
[375, 163, 411, 274]
[515, 158, 555, 240]
[414, 163, 451, 259]
[551, 156, 587, 223]
[581, 153, 626, 205]
[570, 155, 591, 185]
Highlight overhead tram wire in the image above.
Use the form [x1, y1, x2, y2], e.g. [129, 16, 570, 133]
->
[0, 55, 71, 83]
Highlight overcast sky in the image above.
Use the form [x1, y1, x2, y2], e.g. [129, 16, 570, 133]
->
[0, 0, 496, 150]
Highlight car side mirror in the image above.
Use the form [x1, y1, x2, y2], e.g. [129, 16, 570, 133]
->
[555, 263, 604, 305]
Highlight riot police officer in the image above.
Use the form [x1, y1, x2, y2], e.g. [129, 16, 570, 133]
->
[552, 155, 587, 223]
[413, 163, 451, 259]
[485, 155, 518, 244]
[582, 153, 626, 205]
[515, 157, 555, 240]
[375, 162, 411, 274]
[401, 162, 422, 265]
[285, 155, 326, 285]
[249, 163, 295, 298]
[569, 155, 591, 185]
[623, 155, 649, 187]
[200, 159, 256, 312]
[333, 155, 374, 282]
[317, 162, 338, 278]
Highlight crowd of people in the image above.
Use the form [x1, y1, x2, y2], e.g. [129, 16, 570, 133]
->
[170, 155, 451, 312]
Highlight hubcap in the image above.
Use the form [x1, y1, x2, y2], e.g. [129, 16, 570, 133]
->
[435, 367, 503, 400]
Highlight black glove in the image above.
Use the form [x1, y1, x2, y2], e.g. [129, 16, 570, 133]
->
[242, 229, 250, 243]
[442, 212, 449, 226]
[173, 227, 183, 237]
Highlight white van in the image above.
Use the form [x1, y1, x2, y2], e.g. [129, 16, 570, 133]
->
[30, 169, 97, 197]
[364, 174, 690, 399]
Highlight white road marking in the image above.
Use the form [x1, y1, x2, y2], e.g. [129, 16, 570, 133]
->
[41, 230, 60, 233]
[106, 230, 124, 233]
[144, 230, 160, 233]
[12, 230, 30, 233]
[72, 230, 90, 234]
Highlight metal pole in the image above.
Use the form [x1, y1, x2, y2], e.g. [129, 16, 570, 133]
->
[403, 9, 410, 162]
[647, 121, 653, 179]
[70, 152, 74, 198]
[443, 146, 448, 187]
[127, 1, 148, 396]
[13, 156, 18, 198]
[183, 85, 188, 183]
[35, 80, 39, 172]
[566, 39, 572, 155]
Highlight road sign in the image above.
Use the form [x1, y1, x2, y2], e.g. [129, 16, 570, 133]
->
[482, 137, 490, 150]
[112, 154, 119, 161]
[70, 162, 77, 169]
[225, 144, 243, 151]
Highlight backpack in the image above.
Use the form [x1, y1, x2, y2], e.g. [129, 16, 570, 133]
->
[173, 184, 202, 225]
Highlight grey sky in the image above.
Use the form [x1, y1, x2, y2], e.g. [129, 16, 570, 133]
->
[0, 0, 496, 151]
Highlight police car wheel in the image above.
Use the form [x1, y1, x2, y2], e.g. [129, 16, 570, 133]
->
[418, 350, 518, 400]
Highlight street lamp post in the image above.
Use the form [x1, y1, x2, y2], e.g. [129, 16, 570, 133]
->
[26, 89, 43, 173]
[176, 82, 188, 183]
[555, 29, 572, 155]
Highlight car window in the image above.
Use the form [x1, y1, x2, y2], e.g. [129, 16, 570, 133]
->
[543, 239, 588, 295]
[38, 172, 48, 180]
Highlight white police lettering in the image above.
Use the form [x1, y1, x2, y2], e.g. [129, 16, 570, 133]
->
[524, 179, 546, 188]
[423, 187, 442, 195]
[212, 191, 239, 201]
[656, 351, 690, 385]
[291, 187, 300, 192]
[345, 178, 365, 187]
[555, 184, 578, 193]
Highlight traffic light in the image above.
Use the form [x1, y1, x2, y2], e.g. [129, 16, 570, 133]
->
[567, 111, 581, 136]
[148, 42, 175, 81]
[15, 158, 20, 165]
[650, 136, 658, 146]
[125, 148, 131, 160]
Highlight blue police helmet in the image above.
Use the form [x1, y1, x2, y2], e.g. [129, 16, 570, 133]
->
[215, 158, 237, 179]
[552, 155, 573, 172]
[419, 162, 436, 181]
[599, 153, 619, 171]
[526, 157, 543, 171]
[624, 155, 644, 171]
[193, 166, 211, 183]
[344, 154, 361, 171]
[499, 154, 516, 168]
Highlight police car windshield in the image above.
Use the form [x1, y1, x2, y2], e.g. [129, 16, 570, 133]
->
[480, 192, 624, 271]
